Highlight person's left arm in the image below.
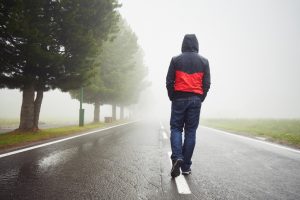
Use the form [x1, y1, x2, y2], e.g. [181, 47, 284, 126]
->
[202, 60, 211, 102]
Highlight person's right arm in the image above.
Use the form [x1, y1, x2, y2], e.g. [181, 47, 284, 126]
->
[166, 58, 175, 101]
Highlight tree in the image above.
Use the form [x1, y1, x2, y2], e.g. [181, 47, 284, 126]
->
[102, 22, 149, 120]
[117, 48, 150, 119]
[69, 68, 109, 123]
[0, 0, 120, 131]
[70, 19, 149, 122]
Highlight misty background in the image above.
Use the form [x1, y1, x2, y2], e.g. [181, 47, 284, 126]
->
[1, 0, 300, 122]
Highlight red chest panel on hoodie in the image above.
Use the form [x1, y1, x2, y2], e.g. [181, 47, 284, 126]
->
[174, 70, 204, 94]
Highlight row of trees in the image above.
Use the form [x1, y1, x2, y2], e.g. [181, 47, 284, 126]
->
[0, 0, 148, 131]
[70, 20, 148, 122]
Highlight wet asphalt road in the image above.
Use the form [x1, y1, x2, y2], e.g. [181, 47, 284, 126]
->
[0, 121, 300, 200]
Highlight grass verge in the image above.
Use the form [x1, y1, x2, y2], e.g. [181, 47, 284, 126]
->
[0, 121, 127, 151]
[201, 119, 300, 149]
[0, 118, 19, 126]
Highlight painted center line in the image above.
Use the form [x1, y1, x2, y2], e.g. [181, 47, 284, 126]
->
[162, 131, 168, 139]
[167, 152, 191, 194]
[160, 121, 168, 139]
[159, 121, 164, 130]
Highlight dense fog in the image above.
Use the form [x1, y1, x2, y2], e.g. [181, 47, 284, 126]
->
[1, 0, 300, 123]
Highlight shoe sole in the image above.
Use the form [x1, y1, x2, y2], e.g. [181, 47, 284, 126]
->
[171, 159, 183, 178]
[182, 171, 191, 175]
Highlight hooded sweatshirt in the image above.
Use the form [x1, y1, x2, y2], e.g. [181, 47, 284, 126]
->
[166, 34, 211, 101]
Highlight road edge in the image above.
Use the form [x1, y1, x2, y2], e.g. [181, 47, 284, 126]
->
[0, 121, 138, 158]
[201, 126, 300, 154]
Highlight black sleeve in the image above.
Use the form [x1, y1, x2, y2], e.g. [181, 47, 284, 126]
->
[202, 60, 211, 102]
[166, 58, 175, 101]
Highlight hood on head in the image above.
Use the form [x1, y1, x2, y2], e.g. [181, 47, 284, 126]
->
[181, 34, 199, 53]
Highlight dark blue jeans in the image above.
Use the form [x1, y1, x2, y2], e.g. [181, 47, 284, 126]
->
[170, 96, 202, 171]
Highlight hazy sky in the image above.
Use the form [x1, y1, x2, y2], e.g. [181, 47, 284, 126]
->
[0, 0, 300, 121]
[119, 0, 300, 118]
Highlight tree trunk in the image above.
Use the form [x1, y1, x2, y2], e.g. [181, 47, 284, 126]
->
[33, 90, 44, 131]
[19, 84, 35, 131]
[112, 104, 116, 121]
[120, 106, 124, 120]
[94, 102, 100, 123]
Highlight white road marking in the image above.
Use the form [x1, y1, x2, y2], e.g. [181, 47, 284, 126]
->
[255, 136, 267, 141]
[202, 126, 300, 154]
[160, 121, 168, 139]
[162, 131, 168, 139]
[168, 152, 191, 194]
[0, 121, 138, 159]
[159, 121, 164, 130]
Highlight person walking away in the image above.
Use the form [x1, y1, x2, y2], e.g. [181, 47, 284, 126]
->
[166, 34, 211, 178]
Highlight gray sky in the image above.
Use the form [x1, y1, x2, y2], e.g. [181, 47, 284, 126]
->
[0, 0, 300, 121]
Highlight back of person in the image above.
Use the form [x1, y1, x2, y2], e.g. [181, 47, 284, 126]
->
[166, 34, 210, 102]
[166, 34, 211, 178]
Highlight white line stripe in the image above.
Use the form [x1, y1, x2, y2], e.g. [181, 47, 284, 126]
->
[159, 121, 164, 130]
[0, 121, 137, 159]
[162, 131, 168, 139]
[167, 152, 191, 194]
[201, 126, 300, 154]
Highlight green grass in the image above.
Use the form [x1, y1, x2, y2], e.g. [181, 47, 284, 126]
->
[0, 121, 126, 150]
[201, 119, 300, 148]
[0, 118, 19, 126]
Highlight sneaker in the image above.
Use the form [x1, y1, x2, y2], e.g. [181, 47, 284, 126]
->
[171, 159, 183, 178]
[182, 169, 192, 175]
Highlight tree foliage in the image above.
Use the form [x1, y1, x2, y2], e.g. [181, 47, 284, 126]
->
[0, 0, 120, 130]
[70, 19, 149, 121]
[0, 0, 120, 91]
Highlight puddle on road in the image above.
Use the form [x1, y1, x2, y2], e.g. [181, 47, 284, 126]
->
[38, 147, 78, 172]
[81, 142, 93, 151]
